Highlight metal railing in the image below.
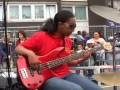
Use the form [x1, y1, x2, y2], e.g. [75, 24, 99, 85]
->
[0, 25, 120, 41]
[0, 25, 120, 69]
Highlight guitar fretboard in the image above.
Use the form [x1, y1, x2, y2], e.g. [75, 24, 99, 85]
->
[46, 48, 95, 69]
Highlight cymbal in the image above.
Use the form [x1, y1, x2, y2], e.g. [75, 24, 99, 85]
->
[93, 72, 120, 86]
[90, 5, 120, 24]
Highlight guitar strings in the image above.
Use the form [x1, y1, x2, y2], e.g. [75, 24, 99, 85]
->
[31, 48, 98, 72]
[36, 50, 91, 71]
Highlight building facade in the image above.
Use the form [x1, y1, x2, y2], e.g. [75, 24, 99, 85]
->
[0, 0, 89, 34]
[88, 0, 120, 39]
[0, 0, 58, 31]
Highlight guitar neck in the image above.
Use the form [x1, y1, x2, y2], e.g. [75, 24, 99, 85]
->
[46, 49, 93, 69]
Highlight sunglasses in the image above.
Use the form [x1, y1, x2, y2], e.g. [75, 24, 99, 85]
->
[64, 23, 76, 29]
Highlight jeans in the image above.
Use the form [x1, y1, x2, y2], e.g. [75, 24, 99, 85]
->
[41, 73, 102, 90]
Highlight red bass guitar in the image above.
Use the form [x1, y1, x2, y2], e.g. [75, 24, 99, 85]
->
[17, 46, 101, 90]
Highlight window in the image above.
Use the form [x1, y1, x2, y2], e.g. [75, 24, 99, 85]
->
[8, 3, 57, 21]
[9, 5, 19, 19]
[35, 5, 44, 19]
[0, 5, 3, 21]
[22, 6, 31, 19]
[62, 5, 87, 21]
[46, 5, 57, 19]
[75, 6, 86, 20]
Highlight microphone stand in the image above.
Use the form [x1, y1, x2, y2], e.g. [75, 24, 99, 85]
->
[3, 0, 12, 89]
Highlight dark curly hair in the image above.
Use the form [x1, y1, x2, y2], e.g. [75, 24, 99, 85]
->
[17, 30, 26, 38]
[42, 10, 74, 34]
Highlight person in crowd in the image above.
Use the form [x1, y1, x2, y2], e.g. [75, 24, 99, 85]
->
[89, 31, 106, 45]
[16, 30, 27, 46]
[81, 30, 90, 46]
[77, 43, 84, 52]
[0, 33, 14, 68]
[86, 31, 106, 65]
[76, 31, 85, 45]
[72, 38, 78, 51]
[85, 39, 96, 78]
[14, 30, 27, 62]
[15, 10, 102, 90]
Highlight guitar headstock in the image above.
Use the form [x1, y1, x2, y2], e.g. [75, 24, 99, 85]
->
[76, 43, 102, 55]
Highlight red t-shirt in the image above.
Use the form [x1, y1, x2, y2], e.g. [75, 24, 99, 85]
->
[21, 31, 72, 79]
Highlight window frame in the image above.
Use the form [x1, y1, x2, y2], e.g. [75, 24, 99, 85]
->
[62, 5, 88, 21]
[7, 3, 57, 22]
[45, 4, 57, 19]
[34, 4, 45, 19]
[8, 4, 20, 21]
[22, 5, 32, 20]
[0, 5, 3, 21]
